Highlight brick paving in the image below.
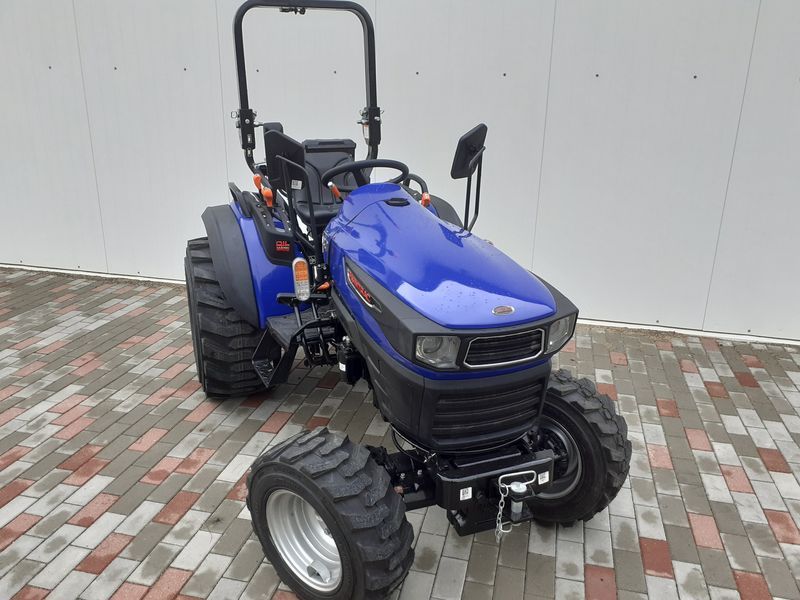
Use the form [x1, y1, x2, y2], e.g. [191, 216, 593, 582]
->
[2, 267, 800, 600]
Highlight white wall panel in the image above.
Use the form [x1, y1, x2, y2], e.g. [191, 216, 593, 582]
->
[0, 0, 107, 272]
[704, 0, 800, 339]
[376, 0, 556, 266]
[73, 0, 228, 279]
[533, 0, 759, 329]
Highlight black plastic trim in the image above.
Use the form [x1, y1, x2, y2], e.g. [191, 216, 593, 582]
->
[332, 286, 552, 452]
[343, 259, 578, 371]
[201, 205, 260, 327]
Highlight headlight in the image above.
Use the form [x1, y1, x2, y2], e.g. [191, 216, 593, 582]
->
[415, 335, 460, 369]
[547, 315, 575, 352]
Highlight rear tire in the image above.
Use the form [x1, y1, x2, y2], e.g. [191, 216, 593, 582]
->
[528, 369, 631, 523]
[247, 428, 414, 600]
[184, 237, 265, 398]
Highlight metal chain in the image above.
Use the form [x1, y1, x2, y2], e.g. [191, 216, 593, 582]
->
[495, 483, 512, 543]
[495, 470, 539, 543]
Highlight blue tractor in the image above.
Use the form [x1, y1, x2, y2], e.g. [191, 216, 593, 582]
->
[184, 2, 631, 598]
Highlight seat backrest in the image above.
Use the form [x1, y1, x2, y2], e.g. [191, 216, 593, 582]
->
[264, 130, 305, 193]
[303, 139, 357, 204]
[303, 139, 356, 175]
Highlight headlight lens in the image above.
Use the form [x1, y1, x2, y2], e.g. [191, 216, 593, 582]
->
[547, 315, 575, 352]
[415, 335, 460, 369]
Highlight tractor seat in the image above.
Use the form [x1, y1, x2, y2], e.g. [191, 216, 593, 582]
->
[293, 139, 357, 230]
[292, 188, 341, 230]
[266, 133, 357, 231]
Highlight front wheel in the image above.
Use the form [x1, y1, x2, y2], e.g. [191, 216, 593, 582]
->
[247, 428, 414, 600]
[528, 369, 631, 523]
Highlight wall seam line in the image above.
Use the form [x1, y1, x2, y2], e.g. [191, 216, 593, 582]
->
[530, 0, 558, 269]
[214, 0, 231, 184]
[701, 0, 762, 331]
[70, 0, 110, 273]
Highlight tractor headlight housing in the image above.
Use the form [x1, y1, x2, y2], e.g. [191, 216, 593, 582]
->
[547, 314, 576, 353]
[415, 335, 460, 369]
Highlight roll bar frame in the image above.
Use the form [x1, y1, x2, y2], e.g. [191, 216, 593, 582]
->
[232, 0, 381, 172]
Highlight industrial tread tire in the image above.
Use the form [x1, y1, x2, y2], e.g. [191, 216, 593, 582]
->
[247, 427, 414, 600]
[528, 368, 631, 524]
[184, 237, 265, 398]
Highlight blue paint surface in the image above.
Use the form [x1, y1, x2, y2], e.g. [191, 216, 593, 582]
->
[230, 202, 294, 328]
[326, 184, 556, 329]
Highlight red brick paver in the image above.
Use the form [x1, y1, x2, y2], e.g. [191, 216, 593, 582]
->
[69, 493, 119, 527]
[153, 491, 200, 525]
[129, 428, 169, 452]
[764, 510, 800, 544]
[142, 568, 193, 600]
[76, 533, 133, 574]
[585, 564, 617, 600]
[688, 512, 724, 550]
[0, 513, 41, 551]
[647, 444, 673, 470]
[758, 447, 791, 473]
[733, 570, 772, 600]
[656, 398, 679, 418]
[640, 537, 674, 578]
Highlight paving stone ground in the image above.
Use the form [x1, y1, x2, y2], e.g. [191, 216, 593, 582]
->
[2, 267, 800, 600]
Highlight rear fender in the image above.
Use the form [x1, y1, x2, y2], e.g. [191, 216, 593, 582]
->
[202, 205, 260, 328]
[202, 196, 296, 329]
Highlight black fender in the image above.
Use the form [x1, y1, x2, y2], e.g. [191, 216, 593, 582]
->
[201, 205, 260, 328]
[428, 195, 463, 228]
[402, 186, 463, 228]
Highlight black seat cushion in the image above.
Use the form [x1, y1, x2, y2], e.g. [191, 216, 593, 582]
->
[291, 139, 357, 230]
[293, 196, 341, 229]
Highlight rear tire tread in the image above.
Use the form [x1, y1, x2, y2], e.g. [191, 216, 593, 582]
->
[185, 237, 264, 398]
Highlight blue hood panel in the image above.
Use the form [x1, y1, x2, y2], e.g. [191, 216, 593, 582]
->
[327, 184, 556, 329]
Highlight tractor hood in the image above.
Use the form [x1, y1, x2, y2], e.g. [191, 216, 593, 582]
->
[327, 184, 556, 329]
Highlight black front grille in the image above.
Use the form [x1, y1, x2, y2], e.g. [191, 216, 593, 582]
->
[431, 380, 544, 442]
[464, 329, 544, 367]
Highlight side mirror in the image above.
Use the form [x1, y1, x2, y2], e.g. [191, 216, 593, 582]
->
[450, 123, 487, 179]
[450, 124, 487, 231]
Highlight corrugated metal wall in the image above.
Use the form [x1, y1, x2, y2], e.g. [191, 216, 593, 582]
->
[1, 0, 798, 340]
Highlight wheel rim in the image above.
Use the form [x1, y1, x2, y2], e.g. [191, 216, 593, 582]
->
[266, 489, 343, 592]
[536, 416, 583, 500]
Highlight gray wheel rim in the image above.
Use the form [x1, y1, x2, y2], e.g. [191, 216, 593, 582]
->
[536, 416, 583, 500]
[266, 489, 342, 592]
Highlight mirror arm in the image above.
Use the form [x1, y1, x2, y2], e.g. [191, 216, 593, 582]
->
[467, 146, 485, 172]
[467, 158, 483, 232]
[462, 148, 484, 232]
[463, 173, 472, 230]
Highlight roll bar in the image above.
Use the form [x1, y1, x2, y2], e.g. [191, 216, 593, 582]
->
[232, 0, 381, 172]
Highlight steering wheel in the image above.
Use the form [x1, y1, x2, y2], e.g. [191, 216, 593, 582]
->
[321, 159, 409, 193]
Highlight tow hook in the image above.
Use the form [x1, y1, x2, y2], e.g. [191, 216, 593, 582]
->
[495, 470, 540, 541]
[507, 481, 530, 521]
